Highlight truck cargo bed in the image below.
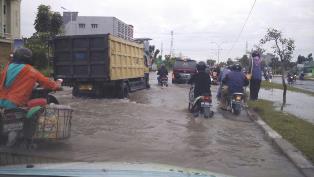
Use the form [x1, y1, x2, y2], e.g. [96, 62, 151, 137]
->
[52, 34, 145, 83]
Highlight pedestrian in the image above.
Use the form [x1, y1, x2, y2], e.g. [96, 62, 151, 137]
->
[249, 51, 262, 100]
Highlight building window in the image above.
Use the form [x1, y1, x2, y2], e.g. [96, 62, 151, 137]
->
[3, 5, 6, 15]
[79, 24, 85, 28]
[3, 25, 6, 33]
[91, 24, 98, 29]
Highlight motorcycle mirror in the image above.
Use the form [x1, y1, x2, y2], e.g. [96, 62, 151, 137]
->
[57, 79, 63, 83]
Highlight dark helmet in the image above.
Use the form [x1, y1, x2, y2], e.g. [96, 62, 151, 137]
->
[196, 61, 206, 71]
[252, 51, 260, 58]
[13, 48, 33, 64]
[231, 63, 242, 72]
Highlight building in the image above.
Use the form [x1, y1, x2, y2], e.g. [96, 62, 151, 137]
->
[0, 0, 21, 39]
[62, 12, 134, 40]
[0, 0, 21, 70]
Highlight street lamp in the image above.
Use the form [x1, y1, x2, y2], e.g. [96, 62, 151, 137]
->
[210, 42, 225, 64]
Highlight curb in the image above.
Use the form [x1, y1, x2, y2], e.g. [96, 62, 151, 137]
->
[246, 109, 314, 177]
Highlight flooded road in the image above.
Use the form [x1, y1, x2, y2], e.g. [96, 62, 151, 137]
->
[28, 73, 303, 177]
[272, 76, 314, 92]
[260, 88, 314, 124]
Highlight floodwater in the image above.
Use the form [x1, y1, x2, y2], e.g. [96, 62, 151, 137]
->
[272, 76, 314, 92]
[259, 88, 314, 124]
[19, 73, 303, 177]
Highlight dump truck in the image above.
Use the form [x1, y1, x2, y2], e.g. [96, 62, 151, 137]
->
[51, 34, 150, 98]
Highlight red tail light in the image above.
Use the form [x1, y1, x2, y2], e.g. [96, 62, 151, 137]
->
[203, 96, 211, 101]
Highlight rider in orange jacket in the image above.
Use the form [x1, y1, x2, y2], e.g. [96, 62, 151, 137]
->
[0, 48, 60, 109]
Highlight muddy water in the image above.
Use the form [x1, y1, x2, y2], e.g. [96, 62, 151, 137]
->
[272, 76, 314, 92]
[260, 88, 314, 124]
[27, 73, 302, 177]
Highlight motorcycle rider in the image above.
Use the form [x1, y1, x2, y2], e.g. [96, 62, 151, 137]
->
[157, 63, 168, 84]
[220, 63, 249, 110]
[188, 61, 211, 116]
[217, 65, 231, 100]
[0, 48, 61, 109]
[0, 48, 61, 146]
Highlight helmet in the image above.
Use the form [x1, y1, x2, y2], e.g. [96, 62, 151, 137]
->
[231, 63, 242, 72]
[13, 48, 33, 64]
[252, 51, 260, 58]
[196, 61, 206, 71]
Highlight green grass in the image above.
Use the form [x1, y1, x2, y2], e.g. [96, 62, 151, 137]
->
[261, 81, 314, 97]
[248, 99, 314, 164]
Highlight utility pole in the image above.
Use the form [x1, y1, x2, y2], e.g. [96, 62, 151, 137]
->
[210, 42, 224, 64]
[160, 41, 163, 59]
[246, 41, 248, 54]
[170, 30, 173, 57]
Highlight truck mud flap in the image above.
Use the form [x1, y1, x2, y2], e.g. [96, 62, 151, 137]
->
[129, 80, 146, 92]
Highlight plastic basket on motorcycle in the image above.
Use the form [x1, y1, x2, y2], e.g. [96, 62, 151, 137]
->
[34, 104, 73, 140]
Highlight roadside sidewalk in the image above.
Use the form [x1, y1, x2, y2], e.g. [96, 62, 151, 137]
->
[247, 109, 314, 177]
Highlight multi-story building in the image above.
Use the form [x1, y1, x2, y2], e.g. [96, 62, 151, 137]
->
[0, 0, 21, 39]
[0, 0, 21, 69]
[62, 12, 134, 40]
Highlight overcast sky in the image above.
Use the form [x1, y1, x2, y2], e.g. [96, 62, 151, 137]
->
[21, 0, 314, 62]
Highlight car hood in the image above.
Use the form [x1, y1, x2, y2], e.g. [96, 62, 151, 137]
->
[0, 162, 235, 177]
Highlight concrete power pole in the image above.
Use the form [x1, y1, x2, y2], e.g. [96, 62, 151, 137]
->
[161, 41, 163, 59]
[246, 41, 249, 54]
[170, 31, 174, 57]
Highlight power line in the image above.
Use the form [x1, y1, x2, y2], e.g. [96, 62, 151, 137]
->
[227, 0, 257, 57]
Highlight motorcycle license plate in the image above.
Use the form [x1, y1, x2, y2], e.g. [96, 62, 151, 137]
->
[201, 102, 210, 107]
[3, 122, 23, 133]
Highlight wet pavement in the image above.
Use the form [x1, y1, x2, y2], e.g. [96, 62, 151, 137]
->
[259, 88, 314, 124]
[26, 73, 303, 177]
[272, 76, 314, 92]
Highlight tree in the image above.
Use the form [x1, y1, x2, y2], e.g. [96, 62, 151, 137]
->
[307, 53, 313, 62]
[252, 44, 265, 55]
[27, 5, 64, 71]
[237, 55, 249, 68]
[297, 55, 307, 64]
[51, 12, 63, 35]
[260, 28, 295, 110]
[24, 34, 49, 69]
[34, 4, 63, 36]
[34, 5, 51, 33]
[270, 57, 280, 74]
[206, 59, 216, 66]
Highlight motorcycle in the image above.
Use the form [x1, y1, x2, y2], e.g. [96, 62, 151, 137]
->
[264, 72, 273, 82]
[287, 75, 295, 85]
[188, 86, 214, 118]
[0, 83, 72, 148]
[211, 71, 219, 85]
[226, 92, 245, 115]
[158, 76, 168, 87]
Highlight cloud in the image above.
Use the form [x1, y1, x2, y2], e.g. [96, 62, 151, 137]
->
[21, 0, 314, 61]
